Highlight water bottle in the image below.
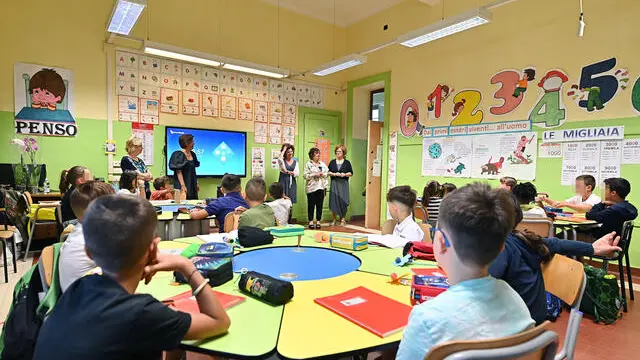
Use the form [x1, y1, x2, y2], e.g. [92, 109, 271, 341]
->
[43, 178, 50, 194]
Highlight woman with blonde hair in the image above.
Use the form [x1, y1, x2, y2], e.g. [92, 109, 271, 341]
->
[120, 136, 152, 199]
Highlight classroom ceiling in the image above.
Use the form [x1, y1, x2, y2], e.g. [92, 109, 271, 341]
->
[262, 0, 441, 27]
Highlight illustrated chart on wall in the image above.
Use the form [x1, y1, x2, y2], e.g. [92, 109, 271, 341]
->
[132, 123, 154, 165]
[422, 137, 472, 177]
[470, 132, 537, 180]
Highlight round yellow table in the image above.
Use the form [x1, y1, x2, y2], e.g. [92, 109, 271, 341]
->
[142, 231, 437, 359]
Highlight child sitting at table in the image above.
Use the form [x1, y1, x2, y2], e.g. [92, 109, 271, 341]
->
[34, 195, 231, 360]
[586, 177, 637, 239]
[512, 182, 547, 218]
[388, 185, 424, 241]
[117, 172, 145, 198]
[396, 183, 534, 360]
[267, 182, 292, 226]
[541, 174, 600, 213]
[499, 176, 517, 191]
[238, 177, 276, 229]
[59, 181, 115, 292]
[190, 174, 248, 231]
[150, 176, 174, 201]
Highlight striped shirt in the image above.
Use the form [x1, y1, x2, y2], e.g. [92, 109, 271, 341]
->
[426, 197, 443, 222]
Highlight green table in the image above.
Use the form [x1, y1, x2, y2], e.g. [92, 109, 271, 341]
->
[144, 231, 434, 358]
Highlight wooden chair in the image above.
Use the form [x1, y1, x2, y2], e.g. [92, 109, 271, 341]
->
[414, 205, 429, 223]
[426, 321, 557, 360]
[224, 212, 240, 233]
[0, 228, 18, 283]
[38, 245, 55, 292]
[542, 254, 586, 360]
[381, 219, 397, 235]
[23, 192, 62, 261]
[516, 218, 554, 238]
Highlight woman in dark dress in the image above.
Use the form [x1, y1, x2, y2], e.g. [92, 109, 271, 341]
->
[169, 134, 200, 200]
[277, 143, 299, 203]
[120, 136, 152, 199]
[327, 145, 353, 226]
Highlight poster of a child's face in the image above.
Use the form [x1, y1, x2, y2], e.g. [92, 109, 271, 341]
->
[14, 62, 74, 116]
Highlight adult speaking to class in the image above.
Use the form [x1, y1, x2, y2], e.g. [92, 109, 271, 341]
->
[169, 134, 200, 200]
[327, 144, 353, 226]
[303, 147, 328, 229]
[278, 143, 299, 203]
[120, 136, 152, 199]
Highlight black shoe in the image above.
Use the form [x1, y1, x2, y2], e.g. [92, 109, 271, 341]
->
[315, 224, 321, 229]
[308, 223, 314, 229]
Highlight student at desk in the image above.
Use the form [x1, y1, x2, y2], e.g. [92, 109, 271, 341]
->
[190, 174, 247, 231]
[541, 174, 600, 213]
[388, 185, 424, 241]
[586, 177, 637, 239]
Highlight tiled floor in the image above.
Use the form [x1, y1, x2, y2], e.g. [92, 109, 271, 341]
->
[2, 221, 638, 360]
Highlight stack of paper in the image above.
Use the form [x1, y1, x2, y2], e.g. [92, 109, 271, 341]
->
[363, 234, 410, 249]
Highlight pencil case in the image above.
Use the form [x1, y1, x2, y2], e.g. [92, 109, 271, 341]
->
[267, 224, 305, 237]
[174, 257, 233, 286]
[195, 242, 234, 259]
[410, 269, 449, 305]
[330, 234, 368, 251]
[238, 271, 294, 305]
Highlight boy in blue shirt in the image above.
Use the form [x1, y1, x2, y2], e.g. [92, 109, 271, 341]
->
[34, 195, 230, 360]
[397, 183, 534, 360]
[190, 173, 248, 231]
[586, 177, 637, 239]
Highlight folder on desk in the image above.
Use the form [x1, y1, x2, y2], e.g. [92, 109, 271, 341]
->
[165, 289, 245, 313]
[314, 286, 412, 338]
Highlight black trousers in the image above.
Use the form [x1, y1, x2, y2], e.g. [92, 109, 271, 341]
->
[307, 189, 325, 221]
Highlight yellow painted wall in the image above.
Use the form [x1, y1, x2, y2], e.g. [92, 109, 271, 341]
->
[344, 0, 640, 131]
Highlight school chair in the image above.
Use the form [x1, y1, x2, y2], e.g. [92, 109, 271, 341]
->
[426, 321, 557, 360]
[516, 218, 554, 238]
[381, 219, 397, 235]
[413, 204, 429, 223]
[589, 220, 634, 312]
[36, 243, 62, 315]
[542, 254, 586, 360]
[0, 228, 18, 283]
[23, 192, 62, 261]
[224, 212, 240, 233]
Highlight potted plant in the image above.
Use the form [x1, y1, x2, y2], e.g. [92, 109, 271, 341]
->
[10, 137, 40, 193]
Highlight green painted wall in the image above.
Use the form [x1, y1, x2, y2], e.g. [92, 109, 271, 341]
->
[348, 138, 367, 217]
[396, 116, 640, 267]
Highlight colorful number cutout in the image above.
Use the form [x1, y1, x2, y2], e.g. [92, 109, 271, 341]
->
[450, 90, 483, 126]
[426, 84, 453, 120]
[577, 58, 618, 109]
[529, 70, 568, 128]
[632, 76, 640, 115]
[490, 70, 524, 115]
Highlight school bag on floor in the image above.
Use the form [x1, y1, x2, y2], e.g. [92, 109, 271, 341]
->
[579, 264, 622, 324]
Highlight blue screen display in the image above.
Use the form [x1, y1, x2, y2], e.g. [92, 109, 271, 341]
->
[165, 127, 247, 177]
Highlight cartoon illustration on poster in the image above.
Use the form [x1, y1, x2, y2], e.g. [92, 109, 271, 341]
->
[399, 98, 422, 137]
[422, 137, 472, 178]
[450, 89, 483, 126]
[566, 58, 628, 112]
[471, 132, 537, 180]
[14, 63, 77, 136]
[632, 76, 640, 115]
[512, 68, 536, 98]
[426, 84, 453, 120]
[490, 69, 534, 115]
[529, 70, 568, 128]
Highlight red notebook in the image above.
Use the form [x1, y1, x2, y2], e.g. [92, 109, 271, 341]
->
[164, 289, 245, 314]
[314, 286, 413, 338]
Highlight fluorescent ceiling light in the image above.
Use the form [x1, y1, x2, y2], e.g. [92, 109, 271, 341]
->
[144, 41, 221, 67]
[397, 8, 491, 48]
[107, 0, 147, 35]
[312, 54, 367, 76]
[222, 60, 289, 79]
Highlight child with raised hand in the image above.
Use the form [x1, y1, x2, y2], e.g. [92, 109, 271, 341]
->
[267, 182, 292, 226]
[387, 185, 424, 241]
[59, 181, 115, 292]
[397, 183, 534, 360]
[34, 195, 230, 360]
[541, 174, 600, 212]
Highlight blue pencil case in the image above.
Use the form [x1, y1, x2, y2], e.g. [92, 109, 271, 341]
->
[267, 224, 305, 237]
[195, 242, 234, 259]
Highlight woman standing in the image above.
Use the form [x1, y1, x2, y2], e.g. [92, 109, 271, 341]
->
[120, 136, 152, 199]
[278, 143, 299, 203]
[303, 147, 328, 229]
[328, 145, 353, 226]
[169, 134, 200, 200]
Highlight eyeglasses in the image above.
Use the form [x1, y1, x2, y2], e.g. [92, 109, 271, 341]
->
[432, 227, 451, 248]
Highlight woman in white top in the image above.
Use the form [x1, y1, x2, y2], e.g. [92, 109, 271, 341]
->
[117, 172, 145, 198]
[303, 147, 328, 229]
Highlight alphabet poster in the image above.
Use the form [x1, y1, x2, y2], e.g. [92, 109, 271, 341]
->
[14, 62, 77, 136]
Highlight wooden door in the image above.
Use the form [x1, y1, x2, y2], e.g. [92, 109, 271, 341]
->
[365, 121, 383, 228]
